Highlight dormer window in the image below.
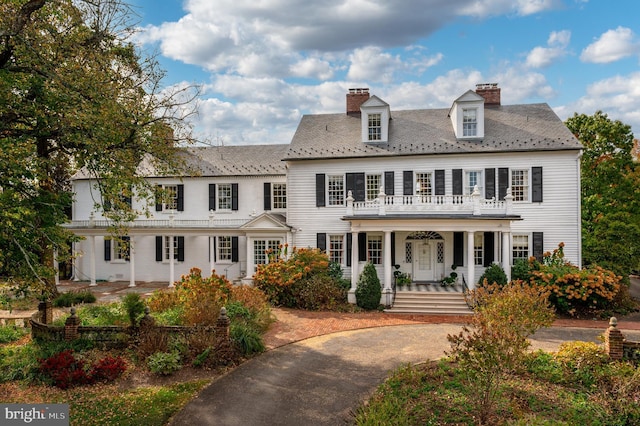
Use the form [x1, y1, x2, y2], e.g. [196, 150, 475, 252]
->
[463, 109, 477, 137]
[360, 95, 390, 143]
[368, 113, 382, 141]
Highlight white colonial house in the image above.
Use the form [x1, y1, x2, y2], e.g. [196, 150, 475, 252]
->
[65, 84, 583, 310]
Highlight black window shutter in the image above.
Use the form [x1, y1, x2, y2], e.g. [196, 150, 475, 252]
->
[346, 173, 365, 201]
[346, 233, 352, 267]
[483, 232, 495, 267]
[212, 237, 216, 263]
[403, 171, 413, 195]
[435, 170, 445, 195]
[264, 183, 271, 210]
[231, 236, 239, 262]
[498, 168, 509, 200]
[104, 239, 111, 261]
[317, 233, 327, 252]
[485, 168, 495, 199]
[453, 232, 464, 267]
[316, 174, 326, 207]
[231, 183, 238, 211]
[155, 236, 163, 261]
[384, 171, 394, 195]
[155, 185, 162, 211]
[177, 236, 185, 262]
[390, 232, 396, 266]
[208, 184, 216, 211]
[533, 232, 544, 261]
[177, 184, 184, 211]
[452, 169, 463, 195]
[358, 233, 367, 262]
[532, 167, 543, 202]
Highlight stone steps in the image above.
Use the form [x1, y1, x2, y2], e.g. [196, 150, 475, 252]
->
[386, 291, 473, 315]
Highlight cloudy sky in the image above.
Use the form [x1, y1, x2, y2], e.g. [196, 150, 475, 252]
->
[131, 0, 640, 145]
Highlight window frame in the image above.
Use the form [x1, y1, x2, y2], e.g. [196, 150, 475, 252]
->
[272, 183, 287, 210]
[217, 183, 233, 211]
[512, 234, 529, 262]
[465, 170, 483, 196]
[473, 233, 483, 266]
[462, 108, 477, 137]
[217, 236, 232, 262]
[164, 236, 179, 261]
[511, 169, 530, 202]
[368, 113, 382, 141]
[329, 235, 344, 265]
[159, 184, 178, 212]
[366, 173, 382, 201]
[367, 234, 383, 265]
[327, 175, 345, 207]
[254, 239, 281, 271]
[415, 172, 433, 196]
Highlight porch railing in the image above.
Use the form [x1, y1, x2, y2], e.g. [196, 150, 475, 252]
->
[346, 186, 514, 217]
[64, 216, 250, 230]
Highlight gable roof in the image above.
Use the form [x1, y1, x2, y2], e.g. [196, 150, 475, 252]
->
[361, 95, 389, 108]
[285, 103, 582, 161]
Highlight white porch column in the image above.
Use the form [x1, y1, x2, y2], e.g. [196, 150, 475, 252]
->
[53, 249, 60, 286]
[502, 231, 511, 282]
[72, 242, 79, 281]
[168, 236, 175, 288]
[246, 237, 253, 278]
[348, 231, 358, 303]
[89, 236, 97, 286]
[209, 236, 216, 276]
[383, 231, 392, 291]
[467, 231, 475, 289]
[128, 236, 136, 287]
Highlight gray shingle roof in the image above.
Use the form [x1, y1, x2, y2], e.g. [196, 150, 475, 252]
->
[182, 144, 288, 176]
[285, 103, 582, 160]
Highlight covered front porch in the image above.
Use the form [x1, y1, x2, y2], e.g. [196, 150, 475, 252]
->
[344, 215, 521, 307]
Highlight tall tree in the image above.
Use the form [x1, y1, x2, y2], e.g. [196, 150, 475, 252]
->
[0, 0, 198, 295]
[565, 111, 640, 280]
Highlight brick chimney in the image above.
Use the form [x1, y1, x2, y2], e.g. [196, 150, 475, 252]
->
[475, 83, 501, 106]
[346, 88, 370, 115]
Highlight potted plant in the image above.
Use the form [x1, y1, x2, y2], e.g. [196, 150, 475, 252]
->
[441, 264, 458, 287]
[393, 265, 411, 286]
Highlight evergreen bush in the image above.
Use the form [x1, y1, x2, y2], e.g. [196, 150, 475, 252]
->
[355, 262, 381, 310]
[478, 263, 508, 286]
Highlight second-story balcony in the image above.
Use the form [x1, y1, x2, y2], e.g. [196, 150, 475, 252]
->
[346, 186, 514, 217]
[64, 211, 251, 231]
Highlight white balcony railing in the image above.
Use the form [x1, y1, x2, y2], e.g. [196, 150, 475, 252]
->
[64, 215, 251, 230]
[346, 186, 514, 216]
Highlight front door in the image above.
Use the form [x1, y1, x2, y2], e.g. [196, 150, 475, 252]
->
[413, 241, 435, 281]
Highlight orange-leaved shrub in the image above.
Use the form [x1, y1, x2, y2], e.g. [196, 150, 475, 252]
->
[253, 245, 331, 307]
[526, 243, 621, 316]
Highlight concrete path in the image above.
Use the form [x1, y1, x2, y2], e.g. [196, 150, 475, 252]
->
[170, 324, 640, 426]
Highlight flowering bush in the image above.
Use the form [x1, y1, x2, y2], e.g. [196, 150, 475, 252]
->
[253, 246, 332, 307]
[175, 268, 232, 326]
[526, 243, 622, 316]
[88, 355, 127, 383]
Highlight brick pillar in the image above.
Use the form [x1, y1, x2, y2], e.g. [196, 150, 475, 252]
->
[64, 308, 81, 341]
[139, 306, 156, 329]
[216, 307, 230, 341]
[38, 301, 52, 324]
[604, 317, 624, 360]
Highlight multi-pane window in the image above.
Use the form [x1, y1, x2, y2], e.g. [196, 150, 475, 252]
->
[511, 169, 529, 201]
[368, 113, 381, 141]
[405, 242, 412, 263]
[272, 183, 287, 209]
[113, 237, 130, 261]
[329, 235, 344, 264]
[465, 171, 482, 195]
[366, 174, 381, 201]
[327, 175, 344, 206]
[163, 185, 178, 211]
[512, 235, 529, 261]
[218, 236, 232, 261]
[416, 173, 432, 196]
[164, 236, 179, 260]
[463, 109, 477, 137]
[218, 184, 232, 210]
[367, 235, 382, 265]
[254, 239, 280, 269]
[474, 234, 483, 265]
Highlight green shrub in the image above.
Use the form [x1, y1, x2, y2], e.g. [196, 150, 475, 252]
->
[297, 274, 348, 310]
[121, 293, 145, 327]
[52, 290, 96, 307]
[147, 351, 182, 376]
[52, 303, 128, 326]
[478, 263, 508, 286]
[0, 324, 28, 344]
[230, 323, 265, 355]
[355, 262, 382, 310]
[511, 258, 532, 282]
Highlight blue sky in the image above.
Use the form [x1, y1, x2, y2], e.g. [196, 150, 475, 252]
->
[130, 0, 640, 145]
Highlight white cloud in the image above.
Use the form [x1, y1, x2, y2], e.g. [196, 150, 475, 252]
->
[554, 72, 640, 137]
[580, 26, 640, 63]
[290, 57, 335, 80]
[458, 0, 560, 17]
[525, 30, 571, 68]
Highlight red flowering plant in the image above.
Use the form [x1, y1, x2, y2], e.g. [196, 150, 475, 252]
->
[39, 350, 127, 389]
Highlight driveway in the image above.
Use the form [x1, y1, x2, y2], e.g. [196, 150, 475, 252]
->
[170, 324, 640, 425]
